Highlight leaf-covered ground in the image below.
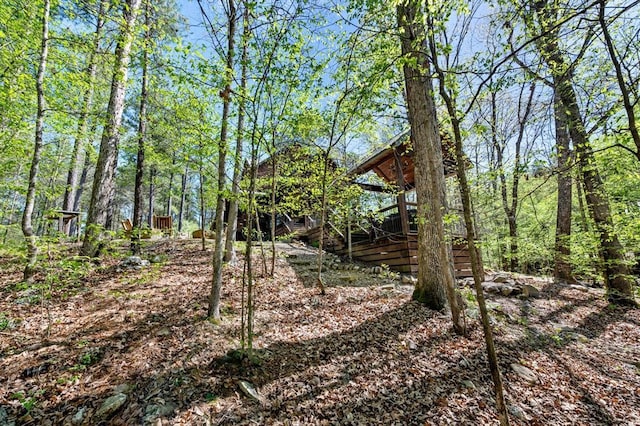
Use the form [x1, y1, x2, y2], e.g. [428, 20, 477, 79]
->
[0, 239, 639, 425]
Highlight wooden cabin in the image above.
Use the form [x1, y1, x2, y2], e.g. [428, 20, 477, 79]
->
[302, 130, 475, 278]
[235, 145, 330, 240]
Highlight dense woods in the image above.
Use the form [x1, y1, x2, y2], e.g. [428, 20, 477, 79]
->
[1, 0, 639, 423]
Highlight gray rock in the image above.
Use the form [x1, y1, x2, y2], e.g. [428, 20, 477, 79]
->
[493, 273, 511, 283]
[569, 284, 589, 292]
[113, 383, 132, 394]
[458, 357, 472, 369]
[520, 284, 540, 298]
[500, 286, 514, 296]
[156, 327, 171, 337]
[123, 256, 143, 265]
[379, 284, 395, 290]
[481, 282, 502, 293]
[508, 404, 529, 420]
[511, 363, 537, 383]
[71, 407, 87, 425]
[143, 402, 177, 425]
[462, 380, 476, 390]
[95, 393, 127, 419]
[238, 380, 264, 404]
[0, 406, 15, 426]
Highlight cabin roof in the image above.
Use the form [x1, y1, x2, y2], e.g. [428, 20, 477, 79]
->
[349, 129, 457, 189]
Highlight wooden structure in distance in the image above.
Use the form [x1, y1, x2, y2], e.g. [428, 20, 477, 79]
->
[46, 210, 81, 236]
[303, 130, 475, 278]
[152, 215, 173, 236]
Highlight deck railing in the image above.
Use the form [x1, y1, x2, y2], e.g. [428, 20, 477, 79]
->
[360, 202, 466, 240]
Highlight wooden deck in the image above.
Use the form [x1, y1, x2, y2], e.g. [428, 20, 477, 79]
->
[302, 226, 474, 278]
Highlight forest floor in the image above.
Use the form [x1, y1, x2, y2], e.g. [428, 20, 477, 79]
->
[0, 239, 639, 426]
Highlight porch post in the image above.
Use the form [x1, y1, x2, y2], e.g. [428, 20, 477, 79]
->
[394, 149, 410, 235]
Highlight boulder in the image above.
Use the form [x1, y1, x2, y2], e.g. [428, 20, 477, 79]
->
[143, 402, 177, 425]
[510, 363, 537, 383]
[95, 393, 127, 419]
[520, 284, 540, 298]
[481, 282, 502, 293]
[508, 404, 529, 420]
[500, 286, 514, 296]
[0, 407, 15, 426]
[462, 380, 476, 390]
[238, 380, 264, 404]
[70, 407, 87, 425]
[492, 273, 511, 283]
[568, 284, 589, 292]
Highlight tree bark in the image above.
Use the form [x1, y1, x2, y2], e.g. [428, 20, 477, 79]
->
[225, 2, 249, 263]
[553, 89, 574, 283]
[397, 0, 464, 333]
[425, 11, 509, 421]
[178, 165, 188, 233]
[198, 159, 206, 251]
[132, 0, 151, 254]
[81, 0, 142, 257]
[73, 147, 91, 209]
[166, 154, 176, 215]
[62, 0, 106, 236]
[147, 166, 156, 227]
[209, 0, 236, 320]
[269, 155, 278, 276]
[22, 0, 51, 282]
[314, 153, 328, 296]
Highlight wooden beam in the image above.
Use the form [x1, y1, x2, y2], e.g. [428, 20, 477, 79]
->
[355, 182, 392, 193]
[394, 149, 410, 236]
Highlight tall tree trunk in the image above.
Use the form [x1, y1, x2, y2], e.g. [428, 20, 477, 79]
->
[22, 0, 51, 282]
[62, 0, 106, 235]
[198, 160, 206, 251]
[132, 0, 151, 255]
[224, 2, 249, 263]
[553, 89, 574, 282]
[269, 155, 277, 276]
[209, 0, 236, 320]
[81, 0, 142, 257]
[530, 0, 635, 305]
[166, 154, 176, 216]
[242, 124, 261, 355]
[397, 0, 465, 334]
[147, 166, 156, 227]
[426, 15, 509, 422]
[450, 102, 511, 426]
[314, 154, 329, 296]
[178, 165, 188, 233]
